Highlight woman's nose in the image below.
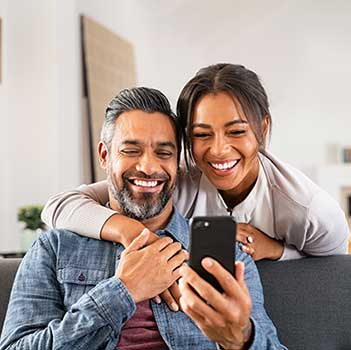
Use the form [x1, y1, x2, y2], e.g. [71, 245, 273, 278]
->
[208, 135, 231, 157]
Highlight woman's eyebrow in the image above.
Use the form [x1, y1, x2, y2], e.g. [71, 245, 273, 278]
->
[224, 119, 248, 127]
[192, 119, 248, 129]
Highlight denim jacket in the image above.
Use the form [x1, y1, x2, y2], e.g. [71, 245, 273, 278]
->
[0, 208, 286, 349]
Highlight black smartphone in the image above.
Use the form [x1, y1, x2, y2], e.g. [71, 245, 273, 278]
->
[189, 216, 236, 293]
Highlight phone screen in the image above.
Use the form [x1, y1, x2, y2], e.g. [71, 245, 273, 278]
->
[189, 216, 236, 292]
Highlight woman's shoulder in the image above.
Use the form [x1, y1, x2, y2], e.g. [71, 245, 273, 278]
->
[259, 150, 323, 209]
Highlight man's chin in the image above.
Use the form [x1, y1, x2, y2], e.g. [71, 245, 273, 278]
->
[131, 192, 160, 202]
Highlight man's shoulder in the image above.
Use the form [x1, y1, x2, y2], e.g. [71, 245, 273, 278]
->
[42, 228, 88, 243]
[39, 229, 116, 270]
[41, 228, 112, 254]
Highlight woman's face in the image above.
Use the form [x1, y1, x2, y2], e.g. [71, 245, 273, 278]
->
[191, 92, 261, 195]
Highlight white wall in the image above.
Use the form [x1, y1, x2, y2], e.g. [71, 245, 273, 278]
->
[77, 0, 351, 173]
[125, 0, 351, 174]
[1, 0, 60, 250]
[0, 0, 12, 249]
[1, 0, 351, 250]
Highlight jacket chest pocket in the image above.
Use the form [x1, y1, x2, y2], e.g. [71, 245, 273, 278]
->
[58, 266, 109, 309]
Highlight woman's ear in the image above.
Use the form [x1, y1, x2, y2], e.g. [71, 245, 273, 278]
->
[98, 141, 109, 170]
[262, 116, 270, 141]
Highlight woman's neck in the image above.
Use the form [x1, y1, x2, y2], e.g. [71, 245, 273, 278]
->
[219, 158, 259, 210]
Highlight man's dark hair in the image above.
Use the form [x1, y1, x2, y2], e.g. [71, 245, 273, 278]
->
[176, 63, 272, 167]
[101, 87, 182, 161]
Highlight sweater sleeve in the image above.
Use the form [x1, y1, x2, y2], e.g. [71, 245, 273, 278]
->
[41, 181, 114, 240]
[303, 190, 350, 256]
[279, 243, 306, 260]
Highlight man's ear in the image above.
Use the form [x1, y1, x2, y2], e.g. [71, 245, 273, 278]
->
[98, 141, 109, 170]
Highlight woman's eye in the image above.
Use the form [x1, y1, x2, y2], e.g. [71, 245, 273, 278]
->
[193, 133, 211, 138]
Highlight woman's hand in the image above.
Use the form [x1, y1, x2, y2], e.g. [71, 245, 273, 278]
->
[236, 223, 283, 261]
[178, 259, 252, 350]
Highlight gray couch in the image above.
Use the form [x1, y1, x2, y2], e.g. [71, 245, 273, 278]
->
[1, 256, 351, 349]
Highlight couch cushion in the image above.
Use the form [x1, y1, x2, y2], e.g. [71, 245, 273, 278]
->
[257, 255, 351, 350]
[0, 258, 21, 335]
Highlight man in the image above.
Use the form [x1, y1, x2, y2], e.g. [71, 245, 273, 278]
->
[0, 87, 285, 349]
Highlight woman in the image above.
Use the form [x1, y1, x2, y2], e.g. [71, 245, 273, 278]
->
[42, 63, 349, 261]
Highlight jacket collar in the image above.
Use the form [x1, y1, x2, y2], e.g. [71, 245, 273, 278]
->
[158, 207, 189, 249]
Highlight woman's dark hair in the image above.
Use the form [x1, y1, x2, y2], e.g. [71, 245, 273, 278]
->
[177, 63, 272, 167]
[101, 87, 183, 162]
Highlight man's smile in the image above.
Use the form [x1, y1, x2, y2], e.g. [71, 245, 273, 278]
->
[127, 178, 166, 193]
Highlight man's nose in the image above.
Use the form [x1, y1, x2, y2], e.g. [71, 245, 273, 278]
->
[135, 152, 161, 175]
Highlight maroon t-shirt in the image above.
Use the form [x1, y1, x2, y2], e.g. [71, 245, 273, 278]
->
[118, 300, 168, 349]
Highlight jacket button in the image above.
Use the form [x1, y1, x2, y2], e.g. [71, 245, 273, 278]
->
[78, 273, 86, 281]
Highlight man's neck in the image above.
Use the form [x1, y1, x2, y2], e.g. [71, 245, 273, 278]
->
[142, 201, 173, 232]
[109, 199, 174, 232]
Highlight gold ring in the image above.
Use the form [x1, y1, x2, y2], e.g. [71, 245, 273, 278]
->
[246, 236, 254, 244]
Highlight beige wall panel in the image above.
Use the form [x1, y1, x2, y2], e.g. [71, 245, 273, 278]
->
[82, 15, 136, 181]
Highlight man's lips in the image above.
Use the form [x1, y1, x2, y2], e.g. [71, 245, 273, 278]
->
[207, 159, 240, 176]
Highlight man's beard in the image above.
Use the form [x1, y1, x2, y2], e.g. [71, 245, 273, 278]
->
[107, 167, 175, 221]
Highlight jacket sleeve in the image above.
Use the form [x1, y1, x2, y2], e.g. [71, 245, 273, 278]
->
[237, 249, 287, 349]
[0, 235, 136, 350]
[41, 181, 114, 239]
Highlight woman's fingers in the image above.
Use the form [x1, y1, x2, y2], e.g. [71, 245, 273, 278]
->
[158, 288, 179, 312]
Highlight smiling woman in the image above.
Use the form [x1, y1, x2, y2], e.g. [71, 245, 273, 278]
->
[41, 63, 349, 263]
[190, 92, 264, 208]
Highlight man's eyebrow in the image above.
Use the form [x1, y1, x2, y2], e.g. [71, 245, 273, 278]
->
[192, 119, 248, 129]
[120, 140, 142, 146]
[120, 140, 176, 149]
[157, 141, 176, 149]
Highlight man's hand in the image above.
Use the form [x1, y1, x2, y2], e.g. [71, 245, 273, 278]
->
[116, 229, 188, 304]
[126, 228, 183, 312]
[236, 223, 283, 261]
[179, 259, 252, 350]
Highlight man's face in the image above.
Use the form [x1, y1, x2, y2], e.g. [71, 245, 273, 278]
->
[99, 110, 178, 221]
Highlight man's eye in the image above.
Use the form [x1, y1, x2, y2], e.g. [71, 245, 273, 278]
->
[157, 151, 173, 158]
[228, 130, 246, 136]
[193, 133, 211, 138]
[121, 149, 139, 155]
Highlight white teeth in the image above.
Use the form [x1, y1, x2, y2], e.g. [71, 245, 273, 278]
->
[133, 180, 158, 187]
[211, 160, 238, 170]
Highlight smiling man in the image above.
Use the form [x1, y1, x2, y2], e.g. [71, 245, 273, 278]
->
[0, 87, 285, 350]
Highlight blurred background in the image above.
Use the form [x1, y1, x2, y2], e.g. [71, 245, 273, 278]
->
[0, 0, 350, 252]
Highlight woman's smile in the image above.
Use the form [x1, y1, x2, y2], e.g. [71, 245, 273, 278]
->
[207, 159, 241, 176]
